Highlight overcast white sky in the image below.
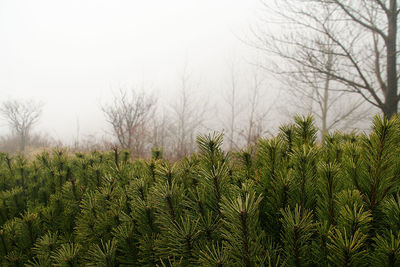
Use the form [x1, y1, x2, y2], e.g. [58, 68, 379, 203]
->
[0, 0, 270, 143]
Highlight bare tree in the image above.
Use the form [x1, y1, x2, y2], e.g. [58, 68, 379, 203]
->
[101, 88, 156, 156]
[169, 65, 206, 159]
[226, 60, 240, 150]
[219, 58, 244, 151]
[255, 0, 399, 118]
[149, 107, 170, 153]
[0, 99, 43, 152]
[219, 59, 273, 150]
[277, 37, 371, 137]
[238, 68, 271, 148]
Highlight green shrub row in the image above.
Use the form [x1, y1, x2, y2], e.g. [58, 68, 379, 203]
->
[0, 115, 400, 266]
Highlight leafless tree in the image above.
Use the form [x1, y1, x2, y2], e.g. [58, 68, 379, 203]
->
[101, 88, 156, 157]
[0, 99, 43, 151]
[219, 58, 244, 150]
[277, 37, 371, 137]
[255, 0, 399, 118]
[238, 68, 271, 148]
[219, 59, 273, 150]
[169, 65, 206, 159]
[226, 60, 240, 150]
[149, 108, 170, 153]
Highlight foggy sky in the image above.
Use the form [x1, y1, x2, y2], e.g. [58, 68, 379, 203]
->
[0, 0, 265, 143]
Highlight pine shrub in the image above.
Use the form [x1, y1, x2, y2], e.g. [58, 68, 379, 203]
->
[0, 115, 399, 266]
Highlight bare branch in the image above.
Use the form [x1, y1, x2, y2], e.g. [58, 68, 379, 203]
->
[330, 0, 388, 40]
[101, 88, 156, 156]
[0, 99, 43, 151]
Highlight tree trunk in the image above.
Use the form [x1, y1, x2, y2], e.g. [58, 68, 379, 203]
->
[384, 0, 398, 118]
[321, 78, 329, 137]
[321, 52, 333, 137]
[20, 133, 25, 152]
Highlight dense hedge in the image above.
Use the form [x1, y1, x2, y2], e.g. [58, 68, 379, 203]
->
[0, 115, 400, 266]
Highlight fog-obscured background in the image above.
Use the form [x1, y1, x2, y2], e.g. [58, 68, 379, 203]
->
[0, 1, 267, 136]
[0, 0, 385, 157]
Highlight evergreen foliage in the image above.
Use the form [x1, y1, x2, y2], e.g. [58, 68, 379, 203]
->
[0, 115, 399, 266]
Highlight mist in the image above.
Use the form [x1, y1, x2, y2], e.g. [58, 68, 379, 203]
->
[0, 0, 380, 157]
[0, 1, 271, 144]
